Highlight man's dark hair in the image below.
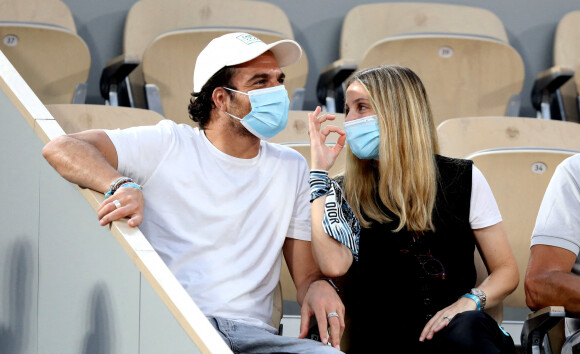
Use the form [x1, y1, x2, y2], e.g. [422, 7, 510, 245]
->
[188, 66, 238, 129]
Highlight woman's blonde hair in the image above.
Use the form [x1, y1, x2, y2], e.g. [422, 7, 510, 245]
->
[344, 65, 440, 232]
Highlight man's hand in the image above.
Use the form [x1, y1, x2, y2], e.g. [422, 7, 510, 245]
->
[97, 186, 144, 227]
[298, 279, 345, 350]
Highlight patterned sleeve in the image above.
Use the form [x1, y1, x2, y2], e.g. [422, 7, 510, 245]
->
[310, 170, 360, 260]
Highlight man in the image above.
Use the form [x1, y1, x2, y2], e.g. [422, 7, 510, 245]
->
[42, 32, 344, 352]
[525, 154, 580, 334]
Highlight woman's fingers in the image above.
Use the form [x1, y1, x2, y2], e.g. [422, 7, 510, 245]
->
[320, 125, 345, 139]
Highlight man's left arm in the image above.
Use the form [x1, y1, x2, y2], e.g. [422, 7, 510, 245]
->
[283, 238, 344, 349]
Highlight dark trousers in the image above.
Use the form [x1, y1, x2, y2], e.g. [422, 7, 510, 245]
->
[417, 311, 515, 354]
[349, 310, 515, 354]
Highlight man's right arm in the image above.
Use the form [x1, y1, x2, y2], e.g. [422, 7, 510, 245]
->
[42, 130, 144, 227]
[42, 130, 120, 193]
[525, 244, 580, 314]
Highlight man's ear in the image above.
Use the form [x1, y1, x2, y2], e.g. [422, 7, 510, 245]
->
[212, 87, 229, 112]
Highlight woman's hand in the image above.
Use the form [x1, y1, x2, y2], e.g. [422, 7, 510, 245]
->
[419, 296, 478, 342]
[308, 106, 347, 171]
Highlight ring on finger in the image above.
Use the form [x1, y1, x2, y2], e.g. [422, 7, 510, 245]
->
[327, 312, 339, 319]
[442, 315, 451, 321]
[113, 200, 121, 209]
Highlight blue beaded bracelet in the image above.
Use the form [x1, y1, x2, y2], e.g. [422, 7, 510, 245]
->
[105, 182, 142, 198]
[119, 182, 142, 191]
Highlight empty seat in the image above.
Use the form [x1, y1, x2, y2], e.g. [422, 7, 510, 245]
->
[360, 35, 523, 127]
[316, 2, 524, 123]
[0, 0, 90, 104]
[100, 0, 309, 123]
[531, 11, 580, 122]
[437, 116, 580, 158]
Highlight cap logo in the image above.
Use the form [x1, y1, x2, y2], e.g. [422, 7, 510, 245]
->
[235, 33, 264, 45]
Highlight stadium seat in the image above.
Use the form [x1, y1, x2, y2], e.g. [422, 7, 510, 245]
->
[99, 0, 309, 123]
[521, 306, 578, 354]
[469, 149, 578, 310]
[360, 35, 523, 127]
[46, 104, 164, 133]
[467, 148, 580, 350]
[437, 116, 580, 158]
[0, 0, 90, 104]
[285, 143, 345, 178]
[531, 11, 580, 122]
[438, 116, 580, 347]
[267, 111, 345, 144]
[316, 2, 524, 125]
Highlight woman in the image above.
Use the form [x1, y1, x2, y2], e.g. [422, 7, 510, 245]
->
[309, 66, 518, 353]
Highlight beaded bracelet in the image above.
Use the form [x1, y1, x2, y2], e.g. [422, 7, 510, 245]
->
[119, 182, 142, 191]
[105, 178, 142, 198]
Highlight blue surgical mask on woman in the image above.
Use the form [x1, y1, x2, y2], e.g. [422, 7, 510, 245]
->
[223, 85, 289, 140]
[344, 115, 380, 160]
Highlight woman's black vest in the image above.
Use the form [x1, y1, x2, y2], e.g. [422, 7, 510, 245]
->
[344, 155, 474, 353]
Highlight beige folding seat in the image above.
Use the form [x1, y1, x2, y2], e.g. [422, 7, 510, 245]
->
[468, 149, 579, 352]
[437, 116, 580, 158]
[360, 35, 523, 127]
[46, 104, 164, 133]
[437, 116, 580, 347]
[285, 143, 346, 179]
[468, 149, 577, 311]
[0, 0, 90, 104]
[531, 11, 580, 122]
[316, 2, 524, 126]
[267, 111, 346, 145]
[100, 0, 309, 125]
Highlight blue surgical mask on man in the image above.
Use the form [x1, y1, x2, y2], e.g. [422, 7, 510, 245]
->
[223, 85, 289, 140]
[344, 115, 380, 160]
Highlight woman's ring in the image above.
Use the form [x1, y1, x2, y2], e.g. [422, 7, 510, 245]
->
[113, 200, 121, 209]
[327, 312, 339, 319]
[442, 315, 451, 321]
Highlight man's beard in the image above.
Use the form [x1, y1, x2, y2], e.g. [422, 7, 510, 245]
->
[228, 99, 257, 139]
[227, 115, 255, 138]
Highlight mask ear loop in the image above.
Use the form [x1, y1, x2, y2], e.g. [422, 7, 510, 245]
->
[221, 87, 248, 121]
[223, 86, 248, 96]
[225, 111, 243, 121]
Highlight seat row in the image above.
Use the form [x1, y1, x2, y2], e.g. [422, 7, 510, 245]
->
[1, 0, 579, 126]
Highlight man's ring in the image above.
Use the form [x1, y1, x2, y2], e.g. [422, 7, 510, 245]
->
[113, 200, 121, 209]
[327, 312, 339, 319]
[442, 315, 451, 321]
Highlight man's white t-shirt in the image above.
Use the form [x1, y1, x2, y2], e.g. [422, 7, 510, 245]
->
[105, 120, 311, 332]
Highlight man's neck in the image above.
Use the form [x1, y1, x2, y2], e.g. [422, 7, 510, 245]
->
[203, 125, 261, 159]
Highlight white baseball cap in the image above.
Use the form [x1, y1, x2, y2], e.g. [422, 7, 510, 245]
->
[193, 32, 302, 92]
